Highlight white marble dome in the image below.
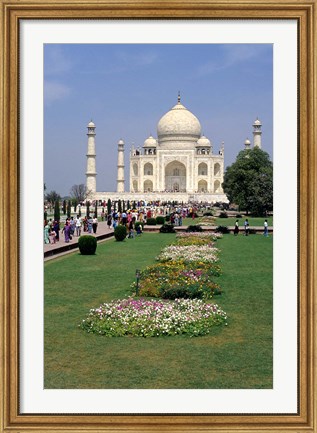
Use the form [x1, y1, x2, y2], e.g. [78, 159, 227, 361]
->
[88, 121, 95, 127]
[143, 135, 157, 148]
[157, 101, 201, 142]
[196, 135, 211, 147]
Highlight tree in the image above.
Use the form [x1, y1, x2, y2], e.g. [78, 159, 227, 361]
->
[118, 199, 122, 213]
[70, 184, 91, 203]
[86, 201, 90, 217]
[107, 198, 112, 215]
[54, 200, 60, 222]
[45, 190, 61, 205]
[62, 200, 67, 215]
[222, 147, 273, 216]
[94, 201, 98, 218]
[67, 200, 71, 218]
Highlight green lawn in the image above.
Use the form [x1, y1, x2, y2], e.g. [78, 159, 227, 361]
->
[44, 232, 273, 389]
[182, 216, 273, 227]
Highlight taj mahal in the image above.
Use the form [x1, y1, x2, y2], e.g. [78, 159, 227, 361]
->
[85, 95, 262, 203]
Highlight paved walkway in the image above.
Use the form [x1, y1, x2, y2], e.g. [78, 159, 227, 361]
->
[44, 221, 114, 260]
[44, 222, 272, 261]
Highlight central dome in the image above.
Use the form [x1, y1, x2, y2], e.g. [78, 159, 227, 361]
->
[157, 99, 201, 143]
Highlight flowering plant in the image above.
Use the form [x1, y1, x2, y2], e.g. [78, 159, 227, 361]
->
[131, 260, 222, 299]
[80, 297, 227, 337]
[157, 245, 219, 263]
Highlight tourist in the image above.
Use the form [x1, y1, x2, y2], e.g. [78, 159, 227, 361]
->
[107, 213, 112, 229]
[127, 217, 136, 238]
[87, 216, 93, 233]
[62, 221, 71, 243]
[44, 221, 50, 244]
[69, 217, 75, 236]
[244, 219, 249, 236]
[100, 209, 105, 221]
[263, 219, 269, 237]
[92, 216, 98, 234]
[75, 215, 82, 236]
[83, 216, 88, 232]
[174, 213, 179, 226]
[49, 229, 56, 244]
[136, 223, 142, 236]
[234, 219, 239, 236]
[53, 220, 60, 241]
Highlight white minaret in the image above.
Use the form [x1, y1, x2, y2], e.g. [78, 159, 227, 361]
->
[244, 138, 251, 149]
[253, 118, 262, 148]
[117, 139, 125, 193]
[86, 121, 97, 193]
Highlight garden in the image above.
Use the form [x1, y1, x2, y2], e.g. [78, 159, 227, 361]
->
[44, 231, 273, 389]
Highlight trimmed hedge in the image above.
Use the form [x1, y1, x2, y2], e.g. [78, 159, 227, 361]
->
[215, 225, 230, 234]
[186, 225, 203, 232]
[114, 224, 127, 241]
[146, 217, 157, 225]
[159, 223, 176, 233]
[155, 216, 165, 225]
[78, 235, 97, 255]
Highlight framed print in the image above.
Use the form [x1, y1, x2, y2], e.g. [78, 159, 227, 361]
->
[0, 1, 316, 432]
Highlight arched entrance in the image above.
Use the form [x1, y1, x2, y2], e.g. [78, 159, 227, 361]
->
[198, 180, 208, 192]
[144, 180, 153, 192]
[165, 161, 186, 192]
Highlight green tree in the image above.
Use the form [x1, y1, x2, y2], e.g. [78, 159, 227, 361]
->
[45, 190, 61, 205]
[54, 200, 60, 222]
[94, 201, 98, 218]
[107, 198, 112, 215]
[62, 200, 67, 215]
[118, 199, 122, 213]
[67, 200, 71, 218]
[222, 147, 273, 216]
[86, 201, 90, 217]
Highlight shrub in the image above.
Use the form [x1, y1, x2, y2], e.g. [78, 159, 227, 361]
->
[156, 216, 165, 225]
[146, 217, 157, 225]
[165, 214, 171, 222]
[114, 224, 127, 241]
[236, 213, 243, 218]
[78, 235, 97, 255]
[186, 225, 203, 232]
[203, 211, 214, 216]
[215, 225, 230, 234]
[219, 211, 228, 218]
[159, 223, 176, 233]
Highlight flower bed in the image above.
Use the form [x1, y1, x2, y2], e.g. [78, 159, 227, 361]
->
[80, 298, 227, 337]
[175, 232, 223, 246]
[157, 245, 219, 263]
[132, 260, 222, 299]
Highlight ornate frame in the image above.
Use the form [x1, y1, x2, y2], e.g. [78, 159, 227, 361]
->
[0, 1, 316, 432]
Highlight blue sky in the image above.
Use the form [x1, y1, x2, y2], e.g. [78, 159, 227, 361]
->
[44, 43, 273, 196]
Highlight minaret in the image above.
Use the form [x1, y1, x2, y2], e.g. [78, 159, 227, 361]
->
[253, 118, 262, 148]
[117, 139, 125, 193]
[219, 141, 225, 156]
[86, 121, 97, 193]
[244, 138, 251, 150]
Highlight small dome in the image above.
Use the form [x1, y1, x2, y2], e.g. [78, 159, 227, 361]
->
[253, 118, 262, 126]
[245, 138, 251, 145]
[118, 139, 125, 145]
[157, 100, 201, 142]
[88, 121, 95, 127]
[143, 135, 157, 148]
[196, 135, 211, 147]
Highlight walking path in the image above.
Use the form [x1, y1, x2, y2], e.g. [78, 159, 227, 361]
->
[44, 222, 272, 261]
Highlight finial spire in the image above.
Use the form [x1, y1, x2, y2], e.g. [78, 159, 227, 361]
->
[178, 91, 181, 103]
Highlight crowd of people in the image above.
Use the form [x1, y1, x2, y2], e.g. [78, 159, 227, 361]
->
[44, 201, 271, 245]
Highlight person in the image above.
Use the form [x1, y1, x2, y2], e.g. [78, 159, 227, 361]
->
[53, 220, 60, 241]
[92, 216, 98, 234]
[244, 219, 249, 236]
[49, 229, 56, 244]
[44, 221, 50, 244]
[75, 215, 82, 237]
[62, 221, 71, 243]
[100, 209, 105, 221]
[234, 219, 239, 236]
[69, 217, 75, 236]
[136, 223, 143, 236]
[263, 219, 269, 237]
[107, 213, 112, 229]
[83, 216, 88, 232]
[87, 216, 93, 233]
[127, 217, 136, 238]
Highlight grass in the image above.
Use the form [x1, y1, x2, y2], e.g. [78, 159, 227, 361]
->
[182, 216, 273, 227]
[44, 232, 273, 389]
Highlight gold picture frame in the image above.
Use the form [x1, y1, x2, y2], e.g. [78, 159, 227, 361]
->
[0, 0, 316, 432]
